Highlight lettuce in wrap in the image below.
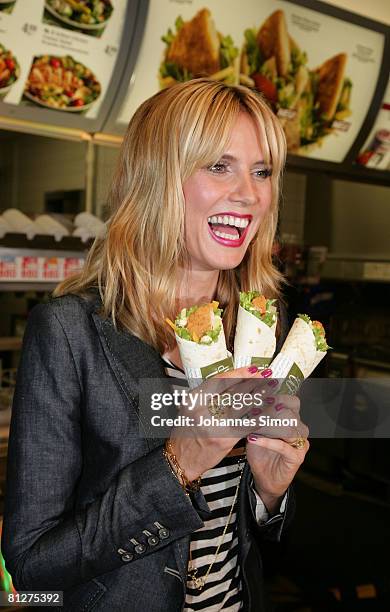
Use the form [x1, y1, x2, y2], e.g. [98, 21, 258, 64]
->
[168, 301, 223, 345]
[239, 291, 277, 327]
[298, 314, 330, 351]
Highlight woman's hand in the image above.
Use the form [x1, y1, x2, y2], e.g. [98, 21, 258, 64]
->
[168, 366, 269, 481]
[245, 394, 309, 514]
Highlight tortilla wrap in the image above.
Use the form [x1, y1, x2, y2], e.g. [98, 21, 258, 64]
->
[269, 317, 328, 394]
[175, 328, 233, 388]
[234, 305, 276, 368]
[270, 317, 317, 378]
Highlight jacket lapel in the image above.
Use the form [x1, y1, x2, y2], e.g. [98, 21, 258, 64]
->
[92, 311, 167, 451]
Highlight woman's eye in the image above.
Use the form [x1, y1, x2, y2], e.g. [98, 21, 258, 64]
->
[208, 162, 228, 173]
[254, 168, 272, 180]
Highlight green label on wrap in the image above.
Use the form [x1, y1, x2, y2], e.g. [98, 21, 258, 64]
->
[279, 362, 304, 395]
[201, 356, 234, 380]
[250, 357, 271, 369]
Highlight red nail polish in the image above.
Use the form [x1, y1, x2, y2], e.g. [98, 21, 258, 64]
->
[247, 366, 258, 374]
[260, 368, 272, 378]
[264, 396, 275, 405]
[267, 379, 278, 388]
[275, 402, 284, 412]
[251, 407, 262, 416]
[247, 434, 258, 442]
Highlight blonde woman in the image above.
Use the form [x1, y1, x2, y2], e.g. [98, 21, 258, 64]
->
[2, 80, 309, 611]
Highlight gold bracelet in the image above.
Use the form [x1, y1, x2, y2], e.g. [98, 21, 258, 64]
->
[164, 440, 201, 492]
[163, 451, 190, 497]
[163, 439, 201, 494]
[163, 446, 194, 495]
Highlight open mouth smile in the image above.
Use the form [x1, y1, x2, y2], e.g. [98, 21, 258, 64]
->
[207, 212, 252, 248]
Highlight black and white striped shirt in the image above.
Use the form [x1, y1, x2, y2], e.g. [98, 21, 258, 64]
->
[185, 452, 245, 611]
[162, 358, 282, 612]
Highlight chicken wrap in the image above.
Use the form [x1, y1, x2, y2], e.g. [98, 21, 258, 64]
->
[270, 314, 329, 394]
[167, 301, 233, 387]
[233, 291, 277, 369]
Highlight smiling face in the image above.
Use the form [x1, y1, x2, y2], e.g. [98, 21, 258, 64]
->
[183, 112, 273, 272]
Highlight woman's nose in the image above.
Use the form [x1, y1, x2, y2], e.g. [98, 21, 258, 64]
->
[229, 173, 257, 206]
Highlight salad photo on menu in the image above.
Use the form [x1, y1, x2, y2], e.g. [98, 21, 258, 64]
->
[159, 8, 240, 89]
[43, 0, 114, 37]
[240, 9, 353, 153]
[24, 55, 101, 112]
[0, 43, 20, 99]
[0, 0, 17, 14]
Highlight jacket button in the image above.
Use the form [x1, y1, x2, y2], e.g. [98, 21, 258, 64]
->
[147, 535, 159, 546]
[135, 543, 147, 554]
[158, 528, 170, 539]
[117, 548, 133, 562]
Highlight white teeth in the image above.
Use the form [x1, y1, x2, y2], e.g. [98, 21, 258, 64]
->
[207, 215, 250, 228]
[214, 230, 240, 241]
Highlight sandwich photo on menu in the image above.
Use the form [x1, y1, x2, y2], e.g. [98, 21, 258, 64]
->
[241, 9, 353, 153]
[159, 8, 239, 89]
[293, 52, 352, 152]
[0, 1, 17, 15]
[315, 53, 352, 122]
[241, 11, 310, 110]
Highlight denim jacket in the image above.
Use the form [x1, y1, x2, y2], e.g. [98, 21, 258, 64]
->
[2, 294, 294, 611]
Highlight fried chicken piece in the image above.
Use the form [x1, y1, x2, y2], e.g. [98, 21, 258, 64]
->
[166, 8, 220, 76]
[256, 10, 290, 77]
[312, 321, 325, 335]
[315, 53, 347, 121]
[251, 295, 267, 314]
[187, 304, 214, 339]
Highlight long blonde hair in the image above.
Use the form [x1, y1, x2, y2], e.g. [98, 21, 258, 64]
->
[55, 79, 287, 352]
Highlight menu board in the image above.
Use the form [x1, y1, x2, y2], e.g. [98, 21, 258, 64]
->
[0, 0, 129, 125]
[356, 79, 390, 171]
[116, 0, 385, 163]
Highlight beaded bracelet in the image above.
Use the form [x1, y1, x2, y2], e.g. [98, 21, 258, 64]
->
[163, 439, 201, 495]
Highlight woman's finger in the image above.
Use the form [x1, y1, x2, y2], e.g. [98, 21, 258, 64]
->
[195, 364, 266, 397]
[271, 394, 300, 414]
[245, 418, 309, 442]
[247, 435, 309, 463]
[214, 365, 273, 379]
[194, 368, 270, 409]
